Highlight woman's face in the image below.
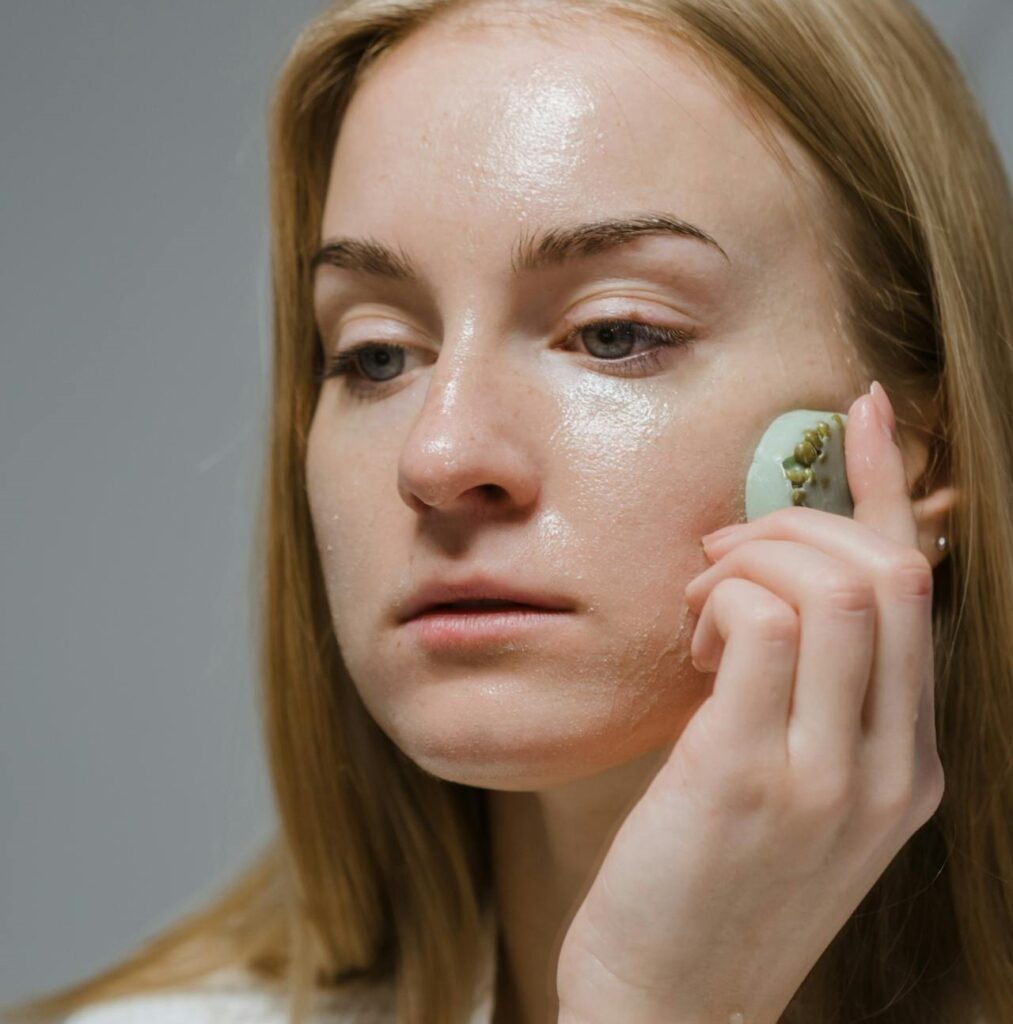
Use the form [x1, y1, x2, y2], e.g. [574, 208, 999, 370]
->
[306, 8, 866, 790]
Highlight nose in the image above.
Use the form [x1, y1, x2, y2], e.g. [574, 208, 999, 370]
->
[396, 328, 542, 517]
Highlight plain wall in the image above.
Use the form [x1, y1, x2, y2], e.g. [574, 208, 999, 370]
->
[1, 0, 1010, 1008]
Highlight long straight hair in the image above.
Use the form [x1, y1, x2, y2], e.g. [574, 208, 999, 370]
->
[4, 1, 1010, 1022]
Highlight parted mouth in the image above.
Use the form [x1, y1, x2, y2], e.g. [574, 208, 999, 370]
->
[396, 576, 575, 624]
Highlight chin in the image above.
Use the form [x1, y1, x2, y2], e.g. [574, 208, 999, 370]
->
[379, 707, 668, 792]
[349, 655, 704, 790]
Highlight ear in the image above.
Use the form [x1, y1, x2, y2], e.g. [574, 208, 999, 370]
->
[911, 482, 959, 567]
[895, 398, 958, 568]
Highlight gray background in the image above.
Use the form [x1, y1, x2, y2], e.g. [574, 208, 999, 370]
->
[1, 0, 1010, 1008]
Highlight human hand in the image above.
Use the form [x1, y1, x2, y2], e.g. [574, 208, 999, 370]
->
[555, 383, 945, 1024]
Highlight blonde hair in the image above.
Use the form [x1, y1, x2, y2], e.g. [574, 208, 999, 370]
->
[4, 1, 1010, 1022]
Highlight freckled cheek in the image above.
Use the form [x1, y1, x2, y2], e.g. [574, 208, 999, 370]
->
[305, 433, 386, 624]
[552, 398, 738, 590]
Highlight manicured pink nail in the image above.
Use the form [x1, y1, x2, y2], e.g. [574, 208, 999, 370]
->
[869, 380, 897, 443]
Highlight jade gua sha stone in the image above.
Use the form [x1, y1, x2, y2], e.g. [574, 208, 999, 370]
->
[745, 409, 855, 522]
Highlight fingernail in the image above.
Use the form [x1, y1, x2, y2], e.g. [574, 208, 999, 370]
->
[702, 522, 742, 543]
[869, 380, 897, 443]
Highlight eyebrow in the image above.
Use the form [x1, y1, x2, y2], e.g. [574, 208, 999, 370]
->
[309, 212, 729, 283]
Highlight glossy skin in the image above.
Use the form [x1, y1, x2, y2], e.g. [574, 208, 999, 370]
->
[305, 5, 955, 1022]
[555, 384, 947, 1022]
[308, 11, 862, 789]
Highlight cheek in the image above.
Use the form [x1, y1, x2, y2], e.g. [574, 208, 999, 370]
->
[304, 412, 381, 636]
[550, 393, 737, 660]
[570, 434, 724, 675]
[554, 381, 741, 568]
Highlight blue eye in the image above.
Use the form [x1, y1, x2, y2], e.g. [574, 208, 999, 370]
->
[571, 318, 694, 368]
[314, 317, 696, 398]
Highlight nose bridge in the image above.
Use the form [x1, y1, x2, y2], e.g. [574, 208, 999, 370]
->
[397, 307, 537, 511]
[419, 307, 491, 421]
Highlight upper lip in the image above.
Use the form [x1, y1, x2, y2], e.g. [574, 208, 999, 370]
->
[396, 574, 575, 623]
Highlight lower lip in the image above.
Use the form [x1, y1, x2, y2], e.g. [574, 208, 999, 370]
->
[402, 606, 571, 648]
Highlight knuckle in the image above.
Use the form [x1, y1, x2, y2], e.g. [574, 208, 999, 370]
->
[708, 576, 745, 616]
[802, 769, 855, 816]
[743, 598, 799, 644]
[820, 571, 876, 615]
[720, 775, 768, 814]
[867, 777, 915, 823]
[716, 766, 784, 816]
[884, 552, 934, 602]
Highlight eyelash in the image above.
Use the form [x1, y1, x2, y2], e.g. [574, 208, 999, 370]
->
[313, 317, 696, 398]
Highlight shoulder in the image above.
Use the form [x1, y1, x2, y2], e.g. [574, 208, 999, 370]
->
[63, 900, 498, 1024]
[62, 993, 283, 1023]
[61, 967, 398, 1024]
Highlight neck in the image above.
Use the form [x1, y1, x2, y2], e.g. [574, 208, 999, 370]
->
[487, 745, 671, 1024]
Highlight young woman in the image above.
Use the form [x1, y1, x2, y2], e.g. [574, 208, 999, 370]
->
[5, 1, 1010, 1022]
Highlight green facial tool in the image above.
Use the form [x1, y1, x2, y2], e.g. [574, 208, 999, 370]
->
[745, 409, 854, 521]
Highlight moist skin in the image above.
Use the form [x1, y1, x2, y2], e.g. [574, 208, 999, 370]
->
[304, 7, 873, 1021]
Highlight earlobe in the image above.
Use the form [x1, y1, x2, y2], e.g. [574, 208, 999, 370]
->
[911, 483, 959, 566]
[893, 402, 955, 566]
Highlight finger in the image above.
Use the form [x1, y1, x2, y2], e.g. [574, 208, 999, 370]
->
[690, 576, 798, 764]
[702, 506, 901, 570]
[860, 555, 934, 779]
[699, 505, 936, 775]
[687, 539, 875, 769]
[845, 387, 919, 550]
[853, 388, 936, 769]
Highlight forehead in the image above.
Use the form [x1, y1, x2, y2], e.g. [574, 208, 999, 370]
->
[320, 6, 827, 272]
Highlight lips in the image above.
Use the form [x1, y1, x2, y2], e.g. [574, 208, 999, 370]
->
[426, 599, 538, 612]
[396, 575, 575, 624]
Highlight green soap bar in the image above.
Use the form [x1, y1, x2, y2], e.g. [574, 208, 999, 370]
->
[745, 409, 854, 521]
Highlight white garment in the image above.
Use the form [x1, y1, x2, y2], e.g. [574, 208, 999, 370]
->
[62, 903, 497, 1024]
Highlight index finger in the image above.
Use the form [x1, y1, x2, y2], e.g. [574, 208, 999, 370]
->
[845, 383, 919, 550]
